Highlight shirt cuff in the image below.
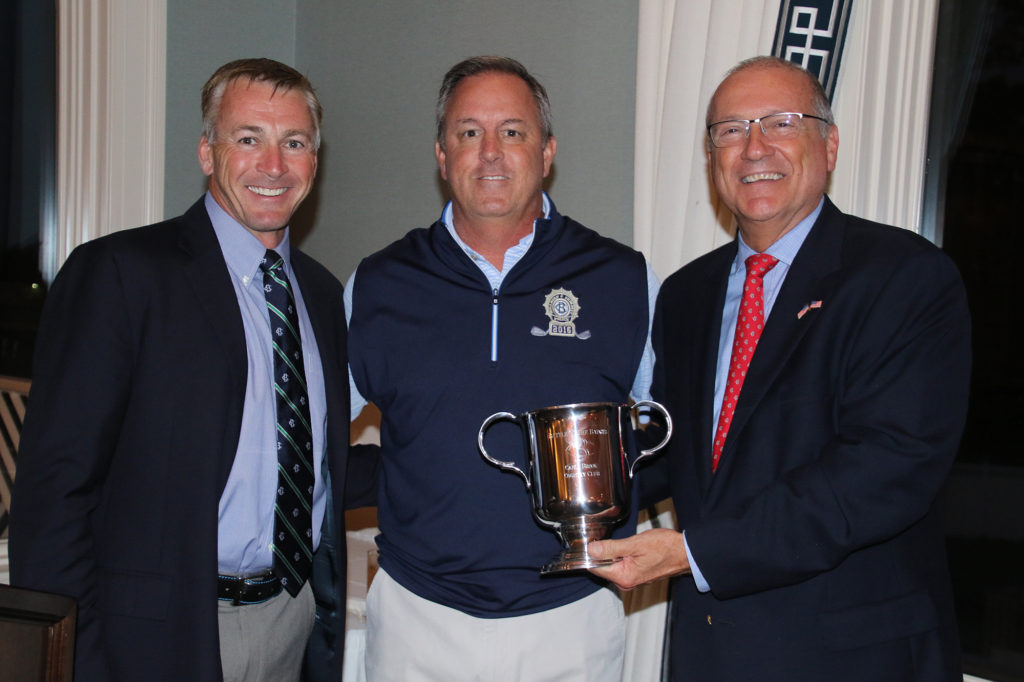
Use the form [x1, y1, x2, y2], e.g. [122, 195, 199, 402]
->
[683, 530, 710, 593]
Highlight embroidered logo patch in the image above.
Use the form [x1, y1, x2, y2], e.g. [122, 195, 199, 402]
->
[531, 288, 591, 339]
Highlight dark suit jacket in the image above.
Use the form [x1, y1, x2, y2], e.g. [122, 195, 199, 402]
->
[650, 198, 970, 681]
[9, 198, 377, 681]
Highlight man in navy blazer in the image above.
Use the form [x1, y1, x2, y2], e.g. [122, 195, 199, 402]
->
[588, 56, 970, 680]
[10, 59, 374, 681]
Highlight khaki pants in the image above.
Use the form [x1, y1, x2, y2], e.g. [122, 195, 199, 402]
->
[365, 568, 626, 682]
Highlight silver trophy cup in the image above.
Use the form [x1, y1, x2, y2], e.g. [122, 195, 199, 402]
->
[477, 401, 672, 574]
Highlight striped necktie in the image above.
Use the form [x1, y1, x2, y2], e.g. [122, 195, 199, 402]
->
[259, 249, 314, 596]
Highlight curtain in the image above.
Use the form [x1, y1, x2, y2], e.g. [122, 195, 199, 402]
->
[52, 0, 165, 281]
[633, 0, 782, 282]
[920, 0, 996, 245]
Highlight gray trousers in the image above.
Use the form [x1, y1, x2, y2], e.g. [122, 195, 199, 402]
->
[218, 580, 316, 682]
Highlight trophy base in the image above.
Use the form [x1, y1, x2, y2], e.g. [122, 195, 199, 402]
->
[540, 550, 619, 575]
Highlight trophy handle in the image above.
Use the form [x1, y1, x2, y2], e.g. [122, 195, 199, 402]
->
[478, 411, 532, 490]
[627, 400, 674, 478]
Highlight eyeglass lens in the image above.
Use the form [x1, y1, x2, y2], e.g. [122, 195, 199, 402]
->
[710, 113, 807, 147]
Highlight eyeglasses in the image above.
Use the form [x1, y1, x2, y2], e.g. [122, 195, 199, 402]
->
[707, 112, 830, 148]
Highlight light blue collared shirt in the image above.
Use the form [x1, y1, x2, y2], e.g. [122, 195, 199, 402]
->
[686, 197, 824, 592]
[346, 193, 658, 418]
[206, 193, 329, 576]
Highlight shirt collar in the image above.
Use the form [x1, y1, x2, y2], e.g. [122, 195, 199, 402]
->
[205, 192, 292, 286]
[733, 197, 825, 273]
[441, 191, 551, 255]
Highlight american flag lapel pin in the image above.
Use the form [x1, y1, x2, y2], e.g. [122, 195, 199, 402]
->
[797, 300, 823, 319]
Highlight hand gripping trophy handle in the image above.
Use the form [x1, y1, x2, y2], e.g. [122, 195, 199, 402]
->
[478, 401, 673, 574]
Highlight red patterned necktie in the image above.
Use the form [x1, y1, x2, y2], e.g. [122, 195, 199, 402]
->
[711, 253, 779, 471]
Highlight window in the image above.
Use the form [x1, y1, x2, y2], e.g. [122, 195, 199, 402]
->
[0, 1, 56, 378]
[926, 1, 1024, 678]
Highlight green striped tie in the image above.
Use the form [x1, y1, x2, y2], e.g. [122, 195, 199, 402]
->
[260, 249, 314, 596]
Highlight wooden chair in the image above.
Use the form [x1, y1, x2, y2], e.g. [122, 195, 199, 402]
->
[0, 380, 74, 681]
[0, 583, 76, 682]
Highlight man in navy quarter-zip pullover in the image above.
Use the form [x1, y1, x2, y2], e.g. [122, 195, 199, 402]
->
[346, 56, 657, 681]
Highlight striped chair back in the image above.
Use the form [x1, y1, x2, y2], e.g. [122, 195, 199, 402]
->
[0, 376, 30, 539]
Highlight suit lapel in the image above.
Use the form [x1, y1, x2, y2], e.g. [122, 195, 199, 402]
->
[290, 255, 338, 391]
[291, 253, 349, 491]
[711, 200, 846, 483]
[178, 199, 248, 488]
[692, 247, 734, 493]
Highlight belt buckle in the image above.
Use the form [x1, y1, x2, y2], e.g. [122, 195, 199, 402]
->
[219, 571, 278, 606]
[240, 571, 277, 606]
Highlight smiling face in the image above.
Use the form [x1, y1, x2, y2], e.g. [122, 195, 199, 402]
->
[707, 64, 838, 250]
[198, 79, 318, 247]
[435, 72, 556, 235]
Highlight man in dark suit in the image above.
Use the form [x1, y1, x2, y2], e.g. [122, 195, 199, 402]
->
[588, 56, 970, 680]
[9, 58, 374, 682]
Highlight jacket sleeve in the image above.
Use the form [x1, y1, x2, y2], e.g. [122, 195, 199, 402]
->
[8, 241, 135, 680]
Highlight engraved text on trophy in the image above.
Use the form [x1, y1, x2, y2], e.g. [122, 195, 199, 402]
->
[536, 413, 620, 520]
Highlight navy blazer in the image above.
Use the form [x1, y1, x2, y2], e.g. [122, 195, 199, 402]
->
[10, 198, 377, 681]
[650, 198, 970, 681]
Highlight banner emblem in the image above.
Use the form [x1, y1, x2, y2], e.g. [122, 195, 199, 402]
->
[773, 0, 853, 101]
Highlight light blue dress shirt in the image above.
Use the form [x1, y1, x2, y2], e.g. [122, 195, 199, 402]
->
[685, 197, 824, 592]
[206, 193, 329, 576]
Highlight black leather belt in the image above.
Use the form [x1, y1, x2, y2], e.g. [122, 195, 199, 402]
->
[217, 572, 281, 606]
